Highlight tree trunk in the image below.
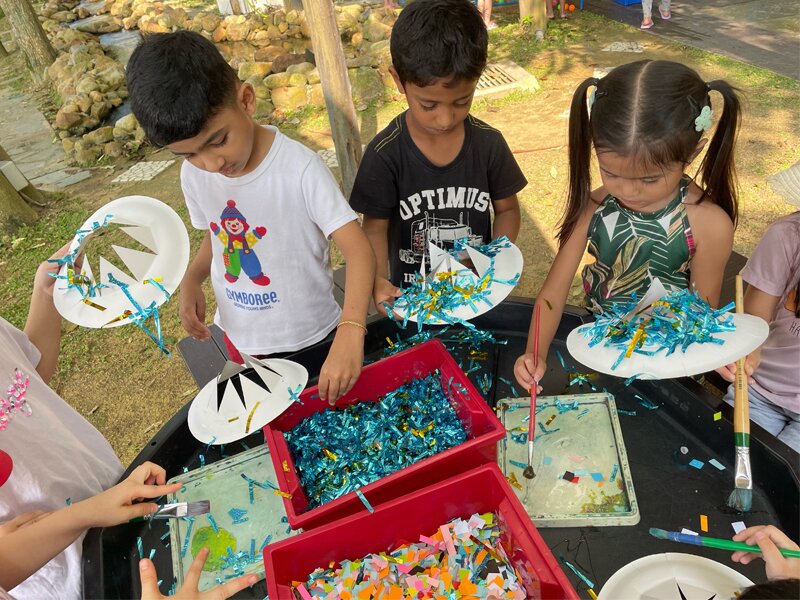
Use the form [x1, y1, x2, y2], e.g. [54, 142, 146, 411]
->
[283, 0, 303, 13]
[0, 0, 56, 83]
[0, 173, 38, 233]
[301, 0, 362, 197]
[520, 0, 547, 38]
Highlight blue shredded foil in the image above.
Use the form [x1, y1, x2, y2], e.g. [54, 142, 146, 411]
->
[578, 288, 736, 371]
[286, 371, 467, 509]
[389, 236, 521, 331]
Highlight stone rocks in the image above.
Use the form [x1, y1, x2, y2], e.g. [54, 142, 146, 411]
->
[349, 66, 385, 103]
[270, 86, 307, 112]
[264, 72, 291, 89]
[84, 125, 115, 145]
[271, 53, 306, 74]
[75, 15, 121, 34]
[237, 62, 272, 80]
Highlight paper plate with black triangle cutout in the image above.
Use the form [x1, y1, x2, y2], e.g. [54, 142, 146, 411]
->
[188, 354, 308, 444]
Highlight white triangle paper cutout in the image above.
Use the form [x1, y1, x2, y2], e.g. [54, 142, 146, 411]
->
[112, 245, 157, 282]
[658, 215, 672, 235]
[464, 245, 491, 277]
[602, 212, 619, 239]
[427, 242, 449, 272]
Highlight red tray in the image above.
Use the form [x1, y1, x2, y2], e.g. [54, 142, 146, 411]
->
[263, 338, 506, 530]
[264, 463, 578, 599]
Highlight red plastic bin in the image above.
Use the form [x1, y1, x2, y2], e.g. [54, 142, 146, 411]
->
[264, 463, 578, 599]
[263, 338, 506, 531]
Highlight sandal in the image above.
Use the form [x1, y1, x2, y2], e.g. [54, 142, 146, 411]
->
[659, 6, 671, 19]
[640, 18, 653, 29]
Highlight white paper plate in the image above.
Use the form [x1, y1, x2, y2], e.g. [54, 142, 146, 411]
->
[597, 552, 753, 600]
[188, 358, 308, 445]
[53, 196, 190, 328]
[566, 313, 769, 379]
[392, 240, 523, 325]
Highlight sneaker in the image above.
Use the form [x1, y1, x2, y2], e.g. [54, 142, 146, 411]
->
[659, 6, 671, 19]
[486, 21, 498, 30]
[640, 18, 654, 29]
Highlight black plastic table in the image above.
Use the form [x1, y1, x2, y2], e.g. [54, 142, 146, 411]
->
[83, 297, 799, 599]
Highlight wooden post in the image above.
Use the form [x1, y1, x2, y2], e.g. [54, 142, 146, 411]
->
[0, 173, 37, 233]
[0, 143, 47, 206]
[0, 0, 56, 83]
[301, 0, 362, 197]
[519, 0, 547, 39]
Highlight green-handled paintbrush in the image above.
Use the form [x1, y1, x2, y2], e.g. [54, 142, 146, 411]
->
[649, 528, 800, 558]
[727, 275, 753, 513]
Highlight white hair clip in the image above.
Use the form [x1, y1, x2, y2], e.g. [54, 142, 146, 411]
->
[694, 105, 713, 132]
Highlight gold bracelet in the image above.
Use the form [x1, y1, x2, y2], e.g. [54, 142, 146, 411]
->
[337, 320, 368, 333]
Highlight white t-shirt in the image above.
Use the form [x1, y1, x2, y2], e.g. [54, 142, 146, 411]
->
[0, 318, 122, 600]
[182, 126, 357, 355]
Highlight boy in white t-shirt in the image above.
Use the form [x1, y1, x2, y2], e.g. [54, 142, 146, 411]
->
[127, 31, 376, 403]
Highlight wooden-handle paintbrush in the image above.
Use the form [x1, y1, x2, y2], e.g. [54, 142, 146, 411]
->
[524, 302, 541, 480]
[727, 275, 753, 512]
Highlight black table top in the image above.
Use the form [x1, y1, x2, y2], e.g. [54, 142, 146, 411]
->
[83, 298, 800, 599]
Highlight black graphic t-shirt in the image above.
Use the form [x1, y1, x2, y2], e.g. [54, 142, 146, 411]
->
[349, 112, 527, 287]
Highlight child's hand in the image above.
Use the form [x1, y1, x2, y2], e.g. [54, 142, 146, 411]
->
[140, 547, 257, 599]
[73, 462, 182, 529]
[715, 350, 760, 384]
[33, 242, 75, 297]
[179, 280, 211, 341]
[373, 277, 402, 317]
[731, 525, 800, 580]
[513, 352, 544, 394]
[319, 326, 364, 405]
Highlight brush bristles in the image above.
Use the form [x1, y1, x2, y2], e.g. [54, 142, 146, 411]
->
[185, 500, 211, 516]
[726, 488, 752, 513]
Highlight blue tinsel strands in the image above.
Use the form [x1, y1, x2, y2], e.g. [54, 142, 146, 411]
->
[285, 371, 467, 509]
[580, 288, 736, 370]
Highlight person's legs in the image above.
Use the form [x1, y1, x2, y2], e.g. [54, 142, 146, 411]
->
[724, 384, 791, 438]
[546, 0, 554, 19]
[775, 406, 800, 454]
[641, 0, 654, 27]
[658, 0, 671, 19]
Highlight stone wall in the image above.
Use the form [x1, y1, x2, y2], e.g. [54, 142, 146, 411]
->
[36, 0, 398, 165]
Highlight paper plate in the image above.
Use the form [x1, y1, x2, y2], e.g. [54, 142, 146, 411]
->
[597, 552, 753, 600]
[188, 357, 308, 445]
[53, 195, 190, 329]
[566, 313, 769, 380]
[392, 239, 523, 325]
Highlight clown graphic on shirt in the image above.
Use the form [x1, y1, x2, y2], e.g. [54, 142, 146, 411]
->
[210, 200, 270, 286]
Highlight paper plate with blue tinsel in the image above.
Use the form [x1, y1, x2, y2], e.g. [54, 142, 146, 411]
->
[566, 281, 769, 380]
[391, 236, 523, 327]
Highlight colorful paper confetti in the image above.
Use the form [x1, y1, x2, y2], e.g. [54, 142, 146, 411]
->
[297, 512, 527, 599]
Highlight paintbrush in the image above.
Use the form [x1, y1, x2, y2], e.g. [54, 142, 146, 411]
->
[524, 302, 541, 480]
[727, 275, 753, 513]
[649, 528, 800, 558]
[130, 500, 211, 523]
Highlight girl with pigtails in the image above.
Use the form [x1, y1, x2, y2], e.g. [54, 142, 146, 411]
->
[514, 59, 743, 391]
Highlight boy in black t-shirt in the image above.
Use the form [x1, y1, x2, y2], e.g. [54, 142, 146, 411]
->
[349, 0, 527, 314]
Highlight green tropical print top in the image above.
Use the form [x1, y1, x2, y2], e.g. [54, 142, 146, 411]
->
[582, 177, 695, 313]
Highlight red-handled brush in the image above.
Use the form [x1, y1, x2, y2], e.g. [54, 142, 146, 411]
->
[523, 302, 541, 480]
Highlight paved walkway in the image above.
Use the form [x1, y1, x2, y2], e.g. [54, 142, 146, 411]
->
[0, 58, 90, 191]
[587, 0, 800, 79]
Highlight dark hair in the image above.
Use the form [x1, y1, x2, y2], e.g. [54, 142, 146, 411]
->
[559, 60, 742, 245]
[739, 578, 800, 599]
[126, 30, 240, 147]
[390, 0, 488, 87]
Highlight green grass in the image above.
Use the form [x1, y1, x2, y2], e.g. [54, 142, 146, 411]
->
[0, 194, 86, 329]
